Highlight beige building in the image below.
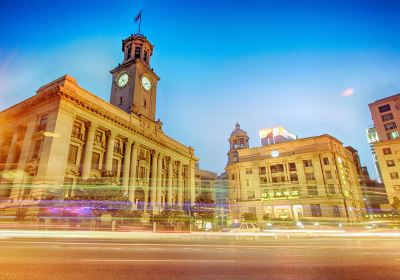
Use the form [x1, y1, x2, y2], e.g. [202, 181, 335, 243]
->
[0, 32, 197, 218]
[369, 93, 400, 141]
[194, 167, 217, 201]
[368, 93, 400, 204]
[225, 124, 364, 223]
[374, 139, 400, 204]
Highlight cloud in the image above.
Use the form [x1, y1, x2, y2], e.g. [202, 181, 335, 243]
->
[341, 88, 354, 97]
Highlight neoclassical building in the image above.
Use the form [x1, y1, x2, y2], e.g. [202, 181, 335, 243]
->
[0, 32, 197, 218]
[225, 124, 364, 223]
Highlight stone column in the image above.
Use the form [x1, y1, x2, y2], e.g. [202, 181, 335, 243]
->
[189, 160, 196, 206]
[177, 161, 183, 209]
[167, 158, 173, 207]
[144, 182, 149, 210]
[150, 151, 159, 210]
[0, 138, 4, 160]
[104, 131, 116, 173]
[156, 153, 163, 210]
[122, 139, 132, 194]
[128, 142, 139, 204]
[3, 126, 21, 172]
[81, 123, 96, 180]
[11, 120, 36, 198]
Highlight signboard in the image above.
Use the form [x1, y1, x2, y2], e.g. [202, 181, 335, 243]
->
[261, 190, 300, 201]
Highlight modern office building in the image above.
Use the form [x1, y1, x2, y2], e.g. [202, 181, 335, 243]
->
[0, 31, 197, 218]
[366, 126, 382, 182]
[225, 124, 364, 223]
[194, 167, 217, 201]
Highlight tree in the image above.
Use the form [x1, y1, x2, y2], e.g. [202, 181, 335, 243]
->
[66, 176, 131, 217]
[191, 192, 215, 223]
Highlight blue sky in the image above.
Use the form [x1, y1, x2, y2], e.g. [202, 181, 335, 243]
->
[1, 0, 400, 176]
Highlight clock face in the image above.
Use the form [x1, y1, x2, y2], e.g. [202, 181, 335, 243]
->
[271, 150, 280, 158]
[141, 76, 152, 91]
[117, 72, 129, 88]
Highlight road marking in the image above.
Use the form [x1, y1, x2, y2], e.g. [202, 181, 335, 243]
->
[0, 240, 321, 249]
[81, 259, 236, 263]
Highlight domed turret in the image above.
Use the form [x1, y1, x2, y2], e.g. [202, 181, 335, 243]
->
[227, 122, 249, 165]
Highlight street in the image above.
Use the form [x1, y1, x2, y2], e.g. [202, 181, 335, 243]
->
[1, 234, 400, 280]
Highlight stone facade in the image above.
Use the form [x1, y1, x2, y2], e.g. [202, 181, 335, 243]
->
[374, 139, 400, 204]
[0, 33, 197, 218]
[225, 124, 364, 223]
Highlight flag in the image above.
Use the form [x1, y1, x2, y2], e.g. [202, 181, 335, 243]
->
[135, 10, 142, 23]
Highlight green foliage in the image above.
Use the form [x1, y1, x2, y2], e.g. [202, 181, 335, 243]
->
[242, 212, 258, 222]
[195, 192, 214, 204]
[192, 191, 215, 221]
[154, 208, 188, 225]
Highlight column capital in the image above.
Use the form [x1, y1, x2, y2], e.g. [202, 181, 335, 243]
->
[106, 130, 117, 138]
[85, 121, 97, 130]
[124, 138, 134, 145]
[133, 141, 140, 149]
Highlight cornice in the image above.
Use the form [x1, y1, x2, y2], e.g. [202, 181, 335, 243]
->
[57, 85, 194, 159]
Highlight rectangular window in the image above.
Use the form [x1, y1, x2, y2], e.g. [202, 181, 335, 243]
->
[303, 159, 313, 168]
[260, 176, 268, 184]
[67, 145, 79, 165]
[91, 152, 100, 170]
[306, 172, 316, 181]
[270, 164, 284, 173]
[139, 166, 147, 179]
[383, 148, 392, 155]
[288, 162, 296, 172]
[94, 131, 102, 143]
[271, 175, 285, 183]
[245, 168, 252, 174]
[379, 104, 391, 113]
[390, 172, 399, 179]
[387, 131, 400, 139]
[307, 185, 318, 196]
[384, 122, 397, 131]
[134, 47, 141, 58]
[332, 205, 340, 217]
[325, 170, 333, 179]
[290, 173, 298, 182]
[387, 160, 396, 167]
[310, 204, 322, 217]
[328, 184, 335, 195]
[323, 157, 329, 165]
[259, 166, 266, 175]
[381, 113, 394, 121]
[127, 47, 132, 59]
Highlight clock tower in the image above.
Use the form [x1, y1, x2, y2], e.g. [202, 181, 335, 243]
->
[110, 33, 160, 121]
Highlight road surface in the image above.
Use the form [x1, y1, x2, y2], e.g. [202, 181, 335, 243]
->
[1, 235, 400, 280]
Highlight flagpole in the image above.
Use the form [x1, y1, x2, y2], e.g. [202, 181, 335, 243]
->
[139, 10, 142, 34]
